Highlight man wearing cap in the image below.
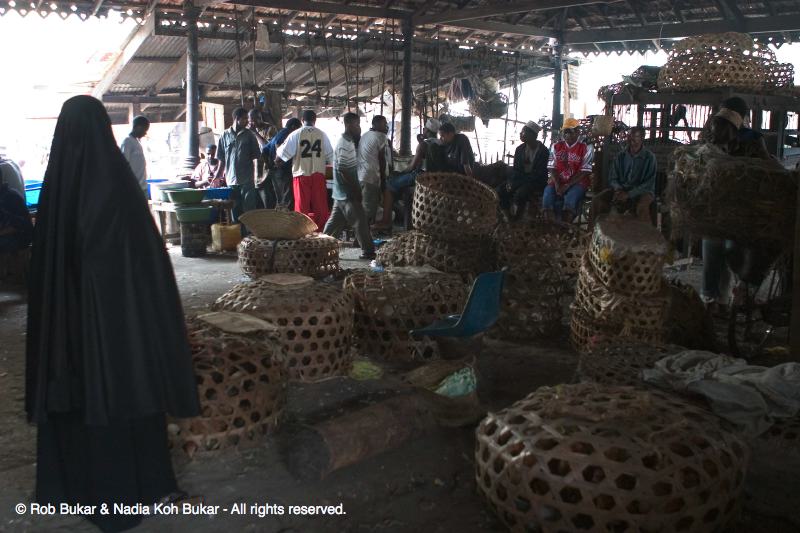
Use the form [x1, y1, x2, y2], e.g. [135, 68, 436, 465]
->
[497, 120, 548, 221]
[543, 118, 593, 223]
[590, 126, 656, 226]
[191, 144, 225, 188]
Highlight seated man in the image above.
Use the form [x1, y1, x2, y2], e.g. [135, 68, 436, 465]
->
[543, 118, 593, 223]
[497, 120, 548, 221]
[0, 182, 33, 254]
[439, 122, 475, 176]
[590, 126, 656, 226]
[191, 144, 225, 188]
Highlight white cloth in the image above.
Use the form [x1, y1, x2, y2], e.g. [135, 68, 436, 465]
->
[119, 135, 147, 193]
[277, 125, 333, 177]
[357, 130, 388, 185]
[643, 350, 800, 436]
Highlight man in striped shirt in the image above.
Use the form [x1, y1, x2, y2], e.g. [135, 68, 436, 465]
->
[276, 109, 333, 229]
[323, 113, 375, 259]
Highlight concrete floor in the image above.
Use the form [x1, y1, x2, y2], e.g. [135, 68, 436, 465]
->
[0, 242, 796, 532]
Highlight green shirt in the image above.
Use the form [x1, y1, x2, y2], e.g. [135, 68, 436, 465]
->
[609, 145, 656, 198]
[217, 127, 261, 186]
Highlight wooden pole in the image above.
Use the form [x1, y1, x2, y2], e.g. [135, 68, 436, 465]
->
[182, 2, 200, 173]
[234, 9, 246, 108]
[551, 43, 563, 144]
[400, 16, 413, 156]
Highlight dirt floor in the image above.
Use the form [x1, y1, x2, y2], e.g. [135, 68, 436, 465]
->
[0, 242, 797, 532]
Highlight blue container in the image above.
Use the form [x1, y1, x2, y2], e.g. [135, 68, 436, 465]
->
[204, 187, 233, 200]
[25, 184, 42, 208]
[146, 178, 168, 199]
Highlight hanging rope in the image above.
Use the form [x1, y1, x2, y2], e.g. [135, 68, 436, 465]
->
[306, 13, 321, 100]
[251, 7, 258, 109]
[502, 53, 521, 159]
[280, 13, 288, 94]
[355, 16, 361, 103]
[380, 19, 388, 116]
[234, 9, 246, 107]
[390, 19, 397, 147]
[338, 20, 351, 111]
[322, 26, 333, 104]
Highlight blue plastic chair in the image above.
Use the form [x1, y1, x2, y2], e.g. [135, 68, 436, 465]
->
[410, 271, 505, 339]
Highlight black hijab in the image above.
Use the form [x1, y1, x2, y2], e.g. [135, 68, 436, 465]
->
[26, 95, 199, 425]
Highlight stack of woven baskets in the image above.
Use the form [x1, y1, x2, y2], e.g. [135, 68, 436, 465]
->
[377, 172, 498, 281]
[237, 209, 339, 279]
[492, 221, 578, 340]
[658, 32, 795, 93]
[571, 218, 670, 352]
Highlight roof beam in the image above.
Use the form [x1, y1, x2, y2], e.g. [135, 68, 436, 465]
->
[562, 14, 800, 44]
[415, 0, 619, 26]
[443, 19, 558, 39]
[151, 52, 187, 94]
[92, 12, 155, 98]
[224, 0, 409, 20]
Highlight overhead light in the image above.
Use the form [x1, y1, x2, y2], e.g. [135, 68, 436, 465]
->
[49, 2, 55, 9]
[8, 1, 16, 7]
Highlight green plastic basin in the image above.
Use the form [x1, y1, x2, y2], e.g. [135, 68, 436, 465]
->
[167, 188, 207, 204]
[175, 206, 213, 223]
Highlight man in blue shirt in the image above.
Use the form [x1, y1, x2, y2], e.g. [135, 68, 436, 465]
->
[216, 108, 261, 222]
[590, 126, 656, 226]
[262, 118, 301, 209]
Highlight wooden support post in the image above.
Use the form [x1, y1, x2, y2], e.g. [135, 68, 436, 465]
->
[182, 2, 201, 175]
[550, 44, 563, 144]
[400, 16, 413, 156]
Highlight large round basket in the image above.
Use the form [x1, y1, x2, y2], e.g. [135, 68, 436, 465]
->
[238, 209, 318, 240]
[343, 268, 467, 362]
[376, 230, 494, 280]
[574, 256, 669, 332]
[577, 341, 682, 386]
[412, 172, 498, 241]
[475, 384, 748, 533]
[588, 218, 668, 296]
[570, 308, 665, 353]
[238, 234, 339, 279]
[168, 316, 287, 457]
[212, 275, 354, 382]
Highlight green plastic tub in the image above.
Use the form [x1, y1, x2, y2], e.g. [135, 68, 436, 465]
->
[167, 188, 207, 205]
[175, 206, 213, 223]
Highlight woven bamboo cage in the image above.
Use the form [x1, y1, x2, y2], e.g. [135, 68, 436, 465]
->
[493, 290, 563, 341]
[212, 275, 354, 382]
[475, 384, 748, 533]
[412, 172, 498, 241]
[376, 230, 495, 281]
[168, 316, 288, 457]
[574, 256, 669, 332]
[577, 342, 682, 386]
[570, 308, 665, 353]
[588, 218, 668, 296]
[343, 268, 467, 362]
[238, 234, 340, 279]
[667, 144, 798, 249]
[494, 221, 590, 280]
[657, 32, 794, 92]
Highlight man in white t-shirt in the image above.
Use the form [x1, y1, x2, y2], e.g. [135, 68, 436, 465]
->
[357, 115, 389, 223]
[119, 115, 149, 196]
[276, 109, 333, 229]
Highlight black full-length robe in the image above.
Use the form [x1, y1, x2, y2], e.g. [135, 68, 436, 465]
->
[25, 95, 200, 532]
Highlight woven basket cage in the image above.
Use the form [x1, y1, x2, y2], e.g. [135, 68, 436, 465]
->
[168, 317, 288, 457]
[211, 278, 354, 382]
[376, 230, 495, 280]
[468, 94, 510, 122]
[588, 222, 667, 297]
[577, 342, 682, 386]
[665, 279, 716, 350]
[343, 270, 467, 362]
[238, 234, 340, 280]
[237, 209, 318, 240]
[574, 256, 669, 332]
[412, 172, 499, 242]
[475, 384, 748, 533]
[570, 308, 665, 353]
[667, 145, 798, 249]
[492, 291, 563, 341]
[757, 416, 800, 455]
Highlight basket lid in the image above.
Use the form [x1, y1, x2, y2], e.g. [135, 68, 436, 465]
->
[260, 273, 314, 286]
[238, 209, 318, 240]
[196, 311, 279, 334]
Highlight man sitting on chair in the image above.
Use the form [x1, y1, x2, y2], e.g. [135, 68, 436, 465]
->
[590, 126, 656, 227]
[543, 118, 593, 223]
[497, 120, 548, 222]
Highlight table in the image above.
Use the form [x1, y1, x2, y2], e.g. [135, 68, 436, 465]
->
[149, 199, 234, 242]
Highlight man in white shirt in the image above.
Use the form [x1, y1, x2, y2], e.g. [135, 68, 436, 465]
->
[119, 115, 149, 196]
[357, 115, 389, 223]
[323, 112, 375, 259]
[276, 109, 333, 229]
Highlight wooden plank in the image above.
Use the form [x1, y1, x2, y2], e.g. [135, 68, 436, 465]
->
[440, 19, 557, 39]
[92, 14, 155, 98]
[607, 90, 800, 112]
[223, 0, 409, 20]
[416, 0, 619, 26]
[563, 14, 800, 44]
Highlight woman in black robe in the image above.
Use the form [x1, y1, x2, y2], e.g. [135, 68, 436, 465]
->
[26, 95, 200, 532]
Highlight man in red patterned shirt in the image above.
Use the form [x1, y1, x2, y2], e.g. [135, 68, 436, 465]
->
[543, 118, 593, 223]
